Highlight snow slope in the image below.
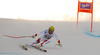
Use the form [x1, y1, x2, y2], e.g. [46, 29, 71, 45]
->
[0, 18, 100, 55]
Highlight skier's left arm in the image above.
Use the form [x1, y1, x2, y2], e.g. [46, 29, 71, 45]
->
[54, 33, 62, 47]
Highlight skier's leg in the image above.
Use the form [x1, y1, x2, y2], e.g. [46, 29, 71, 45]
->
[24, 35, 45, 47]
[40, 39, 51, 47]
[26, 38, 41, 46]
[32, 35, 45, 44]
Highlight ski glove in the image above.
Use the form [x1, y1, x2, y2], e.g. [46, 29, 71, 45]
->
[32, 35, 36, 38]
[58, 43, 62, 47]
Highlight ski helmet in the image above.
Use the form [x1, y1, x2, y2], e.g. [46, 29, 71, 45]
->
[49, 26, 55, 32]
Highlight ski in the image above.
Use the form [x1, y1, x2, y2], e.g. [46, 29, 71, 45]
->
[31, 45, 47, 52]
[20, 44, 28, 50]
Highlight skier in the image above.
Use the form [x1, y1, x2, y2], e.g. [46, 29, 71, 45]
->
[23, 26, 62, 48]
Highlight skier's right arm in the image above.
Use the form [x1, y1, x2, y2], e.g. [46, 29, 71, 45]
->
[32, 34, 37, 38]
[32, 30, 47, 38]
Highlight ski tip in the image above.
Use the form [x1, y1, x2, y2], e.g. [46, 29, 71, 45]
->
[25, 48, 28, 50]
[20, 44, 28, 51]
[44, 50, 47, 52]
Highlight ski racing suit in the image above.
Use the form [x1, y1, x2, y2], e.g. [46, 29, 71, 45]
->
[27, 29, 61, 47]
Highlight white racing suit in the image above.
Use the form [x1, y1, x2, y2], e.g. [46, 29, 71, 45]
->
[27, 29, 60, 47]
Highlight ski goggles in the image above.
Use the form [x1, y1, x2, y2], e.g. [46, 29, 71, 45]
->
[49, 30, 53, 32]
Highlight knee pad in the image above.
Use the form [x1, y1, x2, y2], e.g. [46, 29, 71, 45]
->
[36, 38, 41, 43]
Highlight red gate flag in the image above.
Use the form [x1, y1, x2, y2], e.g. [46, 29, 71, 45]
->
[77, 0, 93, 32]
